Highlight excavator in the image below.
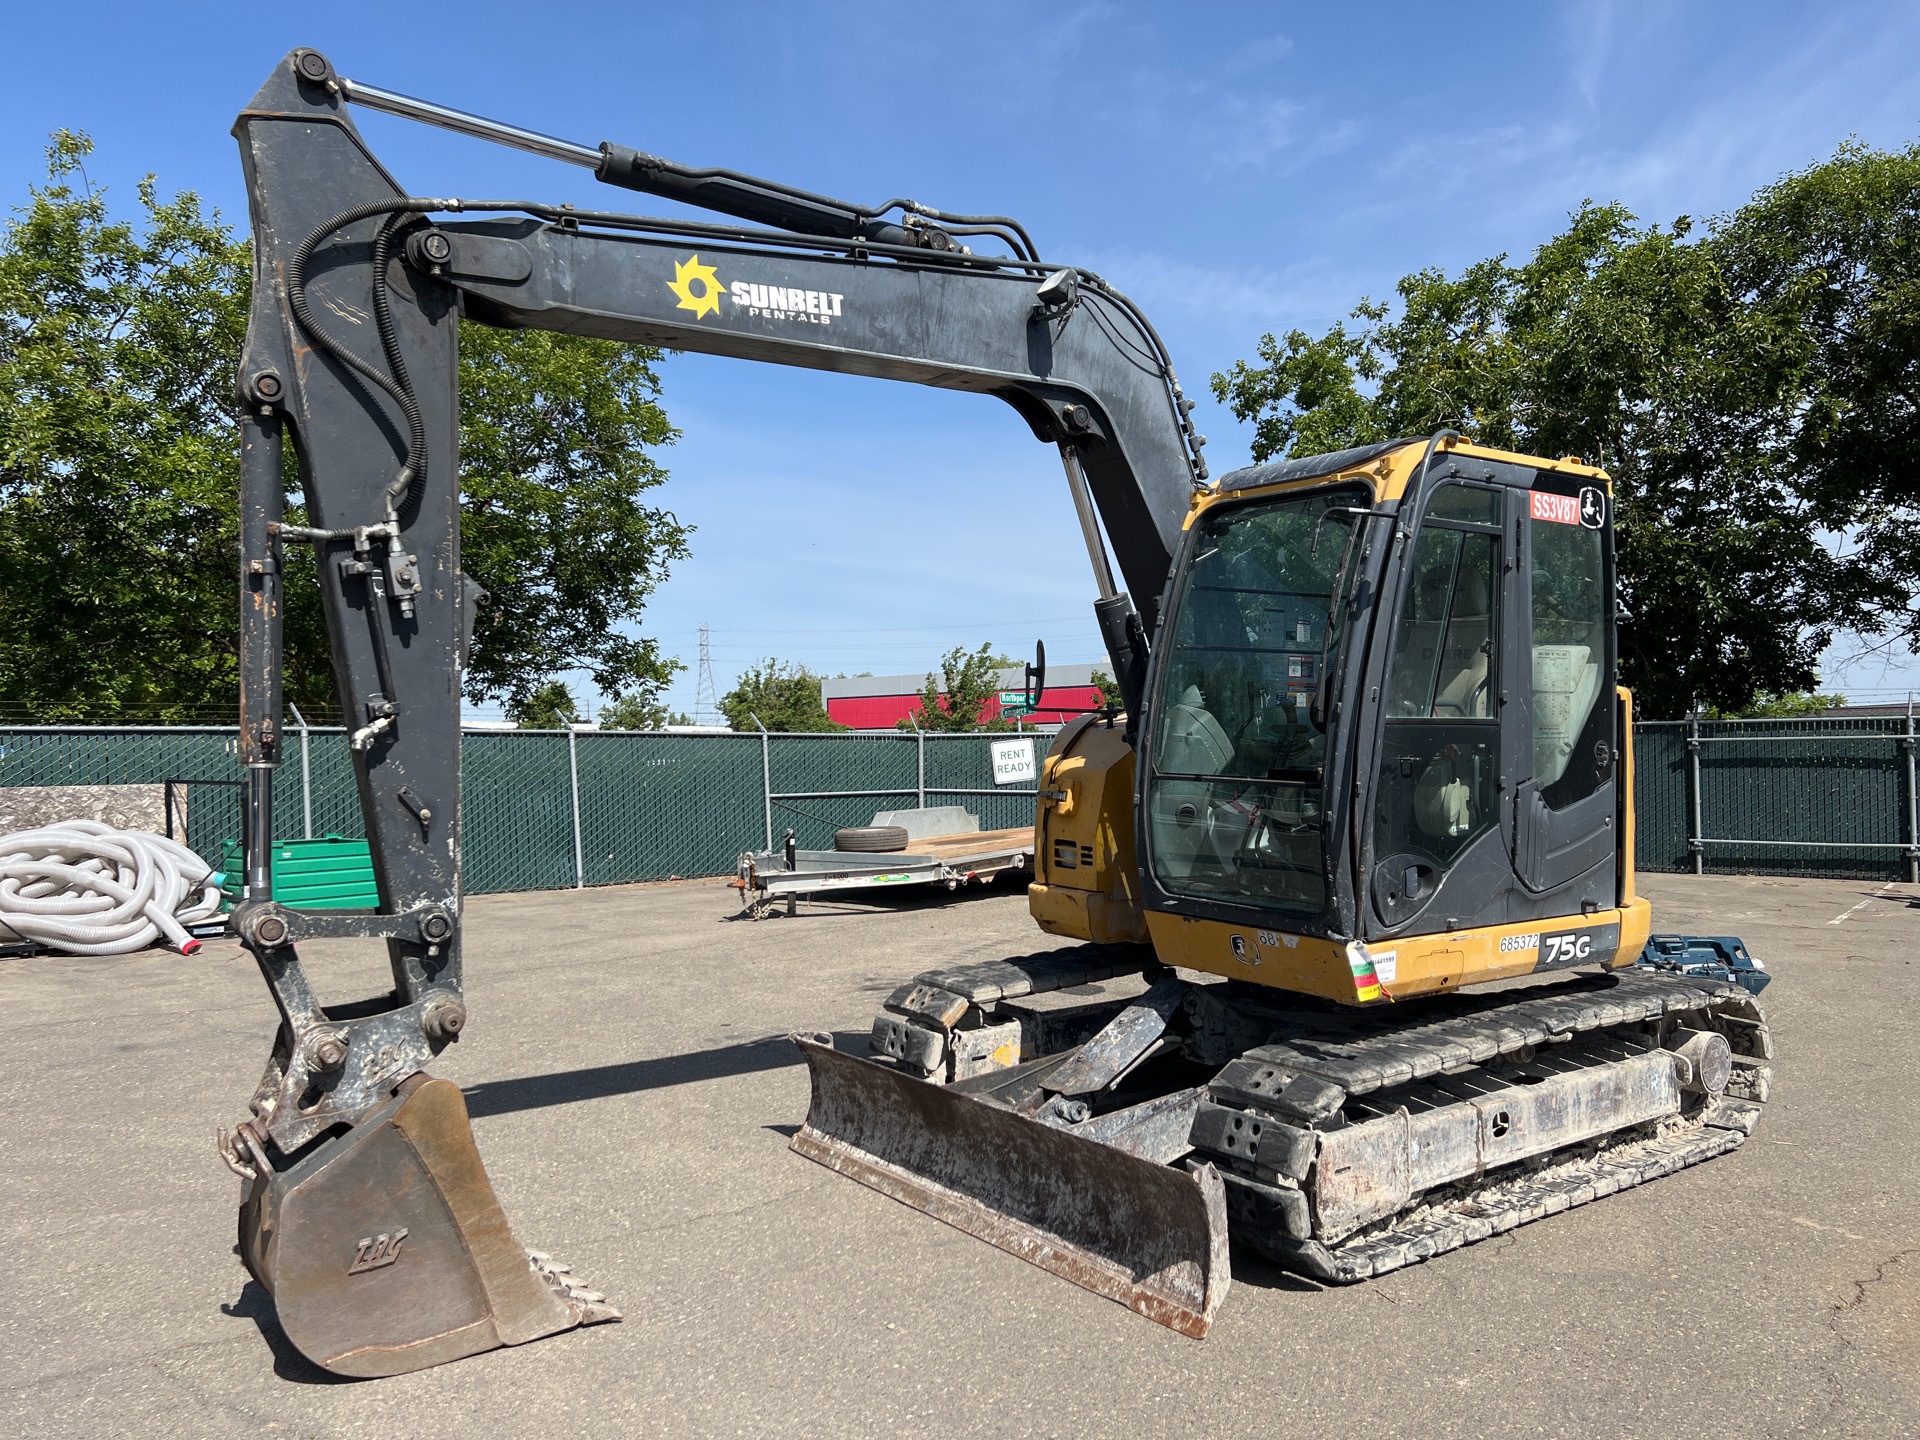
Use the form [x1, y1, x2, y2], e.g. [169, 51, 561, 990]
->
[221, 49, 1772, 1376]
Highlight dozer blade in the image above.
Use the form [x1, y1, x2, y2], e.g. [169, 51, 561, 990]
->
[239, 1075, 617, 1377]
[790, 1035, 1229, 1338]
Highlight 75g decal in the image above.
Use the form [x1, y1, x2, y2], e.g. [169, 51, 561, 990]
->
[1544, 933, 1591, 964]
[1540, 930, 1594, 967]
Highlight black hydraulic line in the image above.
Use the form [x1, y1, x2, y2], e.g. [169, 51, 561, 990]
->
[506, 200, 1035, 273]
[368, 214, 425, 519]
[286, 198, 443, 513]
[862, 199, 1038, 262]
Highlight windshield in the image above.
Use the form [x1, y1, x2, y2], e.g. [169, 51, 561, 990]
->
[1145, 485, 1367, 915]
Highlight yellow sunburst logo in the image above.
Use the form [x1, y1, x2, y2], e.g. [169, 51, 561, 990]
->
[667, 254, 724, 318]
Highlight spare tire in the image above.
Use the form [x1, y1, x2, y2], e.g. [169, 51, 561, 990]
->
[834, 825, 910, 853]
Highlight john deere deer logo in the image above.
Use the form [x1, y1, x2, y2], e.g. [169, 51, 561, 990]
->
[348, 1228, 408, 1274]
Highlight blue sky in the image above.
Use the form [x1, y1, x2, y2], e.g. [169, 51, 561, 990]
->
[5, 2, 1919, 716]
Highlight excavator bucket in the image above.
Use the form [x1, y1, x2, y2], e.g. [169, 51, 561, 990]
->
[790, 1036, 1230, 1338]
[237, 1076, 617, 1377]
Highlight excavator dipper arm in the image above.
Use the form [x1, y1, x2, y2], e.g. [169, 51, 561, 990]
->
[223, 48, 1205, 1375]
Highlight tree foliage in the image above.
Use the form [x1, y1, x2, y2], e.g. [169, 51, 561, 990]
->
[719, 659, 842, 732]
[1089, 668, 1119, 711]
[0, 133, 688, 722]
[0, 132, 249, 721]
[511, 680, 580, 730]
[1705, 690, 1847, 719]
[1211, 143, 1920, 718]
[458, 327, 688, 713]
[901, 644, 1015, 732]
[597, 691, 691, 729]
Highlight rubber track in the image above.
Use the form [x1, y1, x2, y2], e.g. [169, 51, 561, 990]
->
[911, 944, 1156, 1007]
[1212, 970, 1769, 1111]
[1249, 1096, 1762, 1282]
[1199, 970, 1772, 1282]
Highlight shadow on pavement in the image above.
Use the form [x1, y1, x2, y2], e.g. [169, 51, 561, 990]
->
[221, 1280, 362, 1386]
[1226, 1246, 1332, 1295]
[463, 1031, 870, 1118]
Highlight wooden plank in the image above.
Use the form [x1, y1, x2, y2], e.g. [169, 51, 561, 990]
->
[904, 828, 1033, 863]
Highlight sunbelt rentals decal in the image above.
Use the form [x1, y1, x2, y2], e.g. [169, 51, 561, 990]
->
[667, 254, 845, 326]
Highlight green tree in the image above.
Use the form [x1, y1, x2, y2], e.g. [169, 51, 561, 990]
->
[0, 132, 249, 721]
[900, 644, 1015, 732]
[458, 326, 689, 713]
[597, 691, 693, 729]
[1210, 144, 1920, 719]
[1089, 668, 1119, 711]
[511, 681, 580, 729]
[1705, 690, 1847, 719]
[0, 133, 689, 722]
[719, 659, 842, 732]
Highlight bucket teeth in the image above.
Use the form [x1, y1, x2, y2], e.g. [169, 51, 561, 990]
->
[530, 1251, 622, 1323]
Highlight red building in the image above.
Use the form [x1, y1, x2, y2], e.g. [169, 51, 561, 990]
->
[821, 664, 1105, 730]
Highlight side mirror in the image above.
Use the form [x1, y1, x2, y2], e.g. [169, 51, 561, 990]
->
[1024, 639, 1047, 715]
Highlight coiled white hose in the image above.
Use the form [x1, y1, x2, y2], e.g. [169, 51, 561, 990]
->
[0, 820, 225, 956]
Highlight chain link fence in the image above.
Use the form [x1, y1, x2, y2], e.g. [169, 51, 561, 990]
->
[0, 724, 1047, 896]
[2, 715, 1913, 894]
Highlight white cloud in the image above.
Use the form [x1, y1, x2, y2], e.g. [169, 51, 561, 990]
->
[1073, 245, 1372, 335]
[1562, 0, 1617, 108]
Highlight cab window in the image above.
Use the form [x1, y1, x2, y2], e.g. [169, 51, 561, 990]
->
[1370, 483, 1501, 926]
[1530, 506, 1610, 807]
[1145, 486, 1366, 915]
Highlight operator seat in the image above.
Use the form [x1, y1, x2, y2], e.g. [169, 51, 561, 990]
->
[1413, 563, 1491, 843]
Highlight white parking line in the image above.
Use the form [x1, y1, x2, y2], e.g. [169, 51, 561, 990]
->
[1829, 881, 1899, 925]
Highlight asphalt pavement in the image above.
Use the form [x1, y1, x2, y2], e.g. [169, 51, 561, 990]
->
[2, 870, 1914, 1438]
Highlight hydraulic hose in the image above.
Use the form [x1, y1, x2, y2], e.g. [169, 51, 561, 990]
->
[0, 821, 224, 956]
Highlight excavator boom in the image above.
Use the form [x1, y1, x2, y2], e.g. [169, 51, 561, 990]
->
[225, 48, 1212, 1375]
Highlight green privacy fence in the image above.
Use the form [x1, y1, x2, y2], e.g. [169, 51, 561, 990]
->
[1, 715, 1913, 893]
[1633, 715, 1919, 882]
[0, 724, 1048, 896]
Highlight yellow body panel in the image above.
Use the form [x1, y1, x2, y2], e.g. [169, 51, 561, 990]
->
[1184, 436, 1611, 527]
[1144, 900, 1652, 1005]
[1619, 684, 1638, 907]
[1027, 718, 1149, 945]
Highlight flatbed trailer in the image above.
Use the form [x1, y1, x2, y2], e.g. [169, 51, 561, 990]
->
[736, 827, 1034, 918]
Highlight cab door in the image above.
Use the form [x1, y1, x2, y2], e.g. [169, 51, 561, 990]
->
[1510, 482, 1619, 897]
[1360, 479, 1524, 936]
